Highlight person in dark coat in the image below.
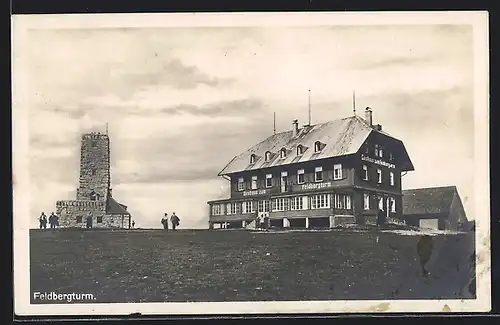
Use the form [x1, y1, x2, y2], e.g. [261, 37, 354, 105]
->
[170, 212, 180, 230]
[48, 212, 57, 229]
[39, 212, 47, 229]
[376, 208, 386, 228]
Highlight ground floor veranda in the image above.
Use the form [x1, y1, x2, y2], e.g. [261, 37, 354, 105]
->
[207, 187, 402, 230]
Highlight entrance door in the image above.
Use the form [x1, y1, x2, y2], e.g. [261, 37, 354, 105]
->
[86, 216, 93, 228]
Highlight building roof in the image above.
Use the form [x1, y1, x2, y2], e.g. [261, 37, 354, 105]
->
[218, 115, 414, 175]
[106, 197, 130, 215]
[402, 186, 458, 216]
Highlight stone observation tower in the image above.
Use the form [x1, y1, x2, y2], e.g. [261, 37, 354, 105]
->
[56, 131, 132, 228]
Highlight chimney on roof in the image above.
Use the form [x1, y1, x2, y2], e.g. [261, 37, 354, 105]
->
[375, 124, 382, 131]
[365, 107, 373, 127]
[292, 119, 299, 137]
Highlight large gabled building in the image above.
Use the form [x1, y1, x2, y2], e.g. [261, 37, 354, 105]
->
[207, 107, 414, 229]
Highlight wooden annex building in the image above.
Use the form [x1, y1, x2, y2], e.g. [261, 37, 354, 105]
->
[207, 107, 415, 230]
[402, 185, 468, 231]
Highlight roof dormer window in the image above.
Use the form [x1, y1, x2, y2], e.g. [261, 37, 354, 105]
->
[280, 148, 287, 159]
[296, 145, 304, 156]
[250, 154, 257, 164]
[265, 151, 272, 162]
[314, 141, 323, 153]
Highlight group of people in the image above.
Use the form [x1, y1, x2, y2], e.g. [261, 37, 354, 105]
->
[161, 212, 180, 230]
[38, 212, 60, 229]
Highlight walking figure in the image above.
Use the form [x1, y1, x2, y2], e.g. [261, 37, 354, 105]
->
[161, 213, 169, 230]
[132, 220, 135, 228]
[170, 212, 180, 230]
[376, 208, 386, 229]
[48, 212, 58, 229]
[39, 212, 47, 229]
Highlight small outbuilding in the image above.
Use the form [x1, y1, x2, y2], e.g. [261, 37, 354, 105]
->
[402, 185, 468, 231]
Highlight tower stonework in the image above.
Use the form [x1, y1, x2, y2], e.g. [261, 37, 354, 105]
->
[76, 133, 111, 202]
[55, 131, 132, 229]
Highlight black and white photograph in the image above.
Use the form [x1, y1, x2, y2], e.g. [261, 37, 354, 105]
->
[12, 11, 490, 315]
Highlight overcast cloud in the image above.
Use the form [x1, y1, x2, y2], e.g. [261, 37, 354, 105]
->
[21, 24, 475, 228]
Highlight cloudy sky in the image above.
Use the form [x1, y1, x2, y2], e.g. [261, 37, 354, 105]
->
[20, 23, 475, 228]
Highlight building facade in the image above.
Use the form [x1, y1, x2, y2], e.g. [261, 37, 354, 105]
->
[56, 132, 132, 228]
[402, 185, 468, 231]
[207, 108, 414, 229]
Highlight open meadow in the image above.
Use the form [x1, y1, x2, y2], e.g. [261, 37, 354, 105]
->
[29, 228, 476, 303]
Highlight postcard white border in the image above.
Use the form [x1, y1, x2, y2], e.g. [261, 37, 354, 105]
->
[12, 11, 490, 315]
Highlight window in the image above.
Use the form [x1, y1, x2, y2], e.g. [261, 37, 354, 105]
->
[297, 145, 303, 155]
[265, 151, 272, 161]
[310, 194, 330, 209]
[212, 204, 222, 215]
[250, 154, 256, 164]
[378, 196, 384, 210]
[314, 166, 323, 182]
[226, 203, 241, 215]
[362, 165, 369, 180]
[290, 196, 305, 210]
[97, 216, 103, 223]
[314, 141, 322, 152]
[237, 177, 245, 191]
[333, 164, 342, 180]
[272, 198, 289, 212]
[91, 140, 97, 148]
[377, 169, 382, 183]
[251, 176, 258, 190]
[390, 172, 395, 186]
[389, 197, 396, 213]
[91, 168, 97, 176]
[280, 171, 288, 192]
[389, 152, 394, 161]
[265, 174, 273, 187]
[374, 144, 383, 157]
[257, 200, 270, 212]
[363, 193, 370, 210]
[333, 194, 351, 209]
[244, 201, 255, 213]
[89, 191, 99, 201]
[76, 216, 83, 223]
[280, 148, 287, 159]
[297, 169, 305, 184]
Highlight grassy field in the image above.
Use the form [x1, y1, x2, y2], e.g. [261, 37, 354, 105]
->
[29, 228, 475, 304]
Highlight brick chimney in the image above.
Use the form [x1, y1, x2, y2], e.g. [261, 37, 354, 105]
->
[292, 119, 299, 137]
[365, 107, 373, 127]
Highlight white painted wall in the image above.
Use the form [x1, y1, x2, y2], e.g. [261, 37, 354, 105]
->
[419, 218, 439, 230]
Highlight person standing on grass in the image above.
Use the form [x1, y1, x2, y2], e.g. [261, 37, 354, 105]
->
[170, 212, 180, 230]
[48, 212, 57, 229]
[39, 212, 47, 229]
[376, 208, 386, 229]
[161, 213, 168, 230]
